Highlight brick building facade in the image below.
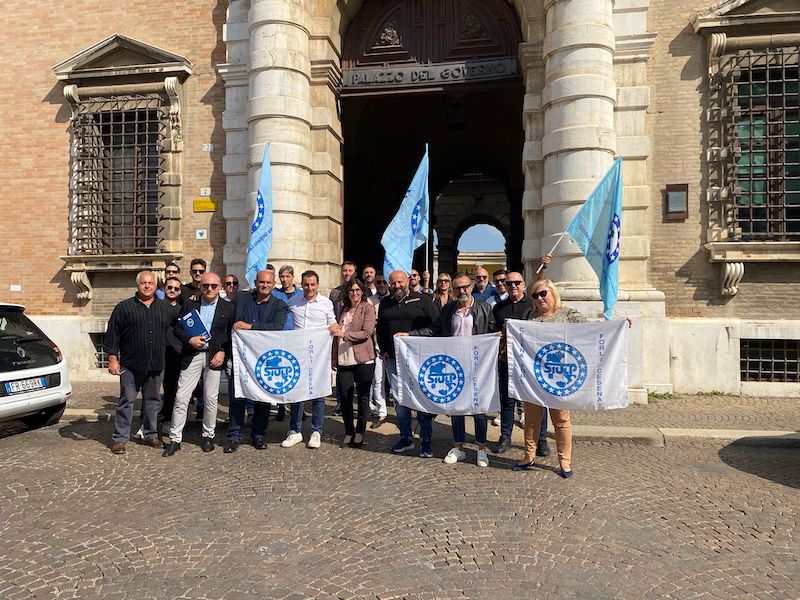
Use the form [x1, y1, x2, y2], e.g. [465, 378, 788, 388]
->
[1, 0, 798, 394]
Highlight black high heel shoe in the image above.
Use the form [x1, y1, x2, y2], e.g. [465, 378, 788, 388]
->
[349, 434, 364, 448]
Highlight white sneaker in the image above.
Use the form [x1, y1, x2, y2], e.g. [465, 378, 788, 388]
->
[443, 447, 466, 464]
[477, 450, 489, 468]
[492, 416, 501, 426]
[134, 425, 144, 439]
[281, 431, 303, 448]
[307, 431, 321, 449]
[161, 421, 171, 435]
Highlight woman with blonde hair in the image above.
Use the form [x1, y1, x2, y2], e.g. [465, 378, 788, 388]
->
[432, 273, 457, 309]
[513, 278, 585, 478]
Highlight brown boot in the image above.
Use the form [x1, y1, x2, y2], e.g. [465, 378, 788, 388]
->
[144, 437, 163, 448]
[110, 442, 127, 455]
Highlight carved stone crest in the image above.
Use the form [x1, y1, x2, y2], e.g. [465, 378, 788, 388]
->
[376, 18, 401, 47]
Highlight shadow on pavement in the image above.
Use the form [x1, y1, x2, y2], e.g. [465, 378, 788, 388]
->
[718, 434, 800, 489]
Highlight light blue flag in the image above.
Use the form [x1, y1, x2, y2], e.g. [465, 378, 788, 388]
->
[382, 145, 430, 276]
[245, 144, 273, 287]
[565, 156, 622, 320]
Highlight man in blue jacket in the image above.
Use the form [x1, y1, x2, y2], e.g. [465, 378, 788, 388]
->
[224, 269, 289, 452]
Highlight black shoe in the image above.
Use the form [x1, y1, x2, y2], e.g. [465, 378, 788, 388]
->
[536, 440, 551, 457]
[200, 438, 215, 452]
[162, 441, 181, 457]
[512, 460, 535, 472]
[223, 440, 239, 454]
[252, 436, 267, 450]
[276, 405, 286, 422]
[494, 437, 511, 454]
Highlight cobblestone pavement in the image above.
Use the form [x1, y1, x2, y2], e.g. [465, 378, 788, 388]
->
[0, 416, 797, 599]
[68, 381, 800, 432]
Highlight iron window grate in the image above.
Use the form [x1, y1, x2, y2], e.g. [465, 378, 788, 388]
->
[69, 94, 168, 255]
[90, 333, 109, 370]
[713, 47, 800, 241]
[740, 338, 800, 382]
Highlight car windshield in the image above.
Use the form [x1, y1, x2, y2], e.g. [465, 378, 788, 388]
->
[0, 309, 57, 372]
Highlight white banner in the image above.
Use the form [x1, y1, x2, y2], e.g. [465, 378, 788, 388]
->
[506, 319, 628, 411]
[232, 328, 332, 404]
[393, 333, 500, 415]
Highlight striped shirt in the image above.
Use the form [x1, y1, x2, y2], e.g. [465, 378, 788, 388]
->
[104, 296, 175, 372]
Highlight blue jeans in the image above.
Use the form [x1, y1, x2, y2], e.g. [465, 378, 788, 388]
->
[387, 357, 434, 441]
[452, 414, 488, 446]
[289, 398, 325, 434]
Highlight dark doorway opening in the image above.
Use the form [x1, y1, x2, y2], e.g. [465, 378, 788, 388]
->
[341, 84, 524, 274]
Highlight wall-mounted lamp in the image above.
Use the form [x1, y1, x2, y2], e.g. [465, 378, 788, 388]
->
[664, 183, 688, 221]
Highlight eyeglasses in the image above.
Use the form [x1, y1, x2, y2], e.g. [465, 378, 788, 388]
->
[165, 286, 181, 292]
[531, 290, 549, 299]
[165, 270, 179, 275]
[437, 279, 450, 284]
[506, 280, 523, 287]
[475, 275, 488, 280]
[348, 288, 362, 294]
[201, 283, 219, 289]
[191, 269, 206, 275]
[224, 281, 238, 286]
[494, 279, 506, 285]
[410, 273, 420, 278]
[454, 284, 470, 291]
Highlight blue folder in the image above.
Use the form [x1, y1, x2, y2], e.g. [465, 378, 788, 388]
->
[179, 309, 211, 341]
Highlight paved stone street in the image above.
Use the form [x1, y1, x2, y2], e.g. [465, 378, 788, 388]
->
[0, 410, 798, 599]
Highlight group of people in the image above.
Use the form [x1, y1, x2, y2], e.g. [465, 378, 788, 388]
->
[105, 254, 582, 476]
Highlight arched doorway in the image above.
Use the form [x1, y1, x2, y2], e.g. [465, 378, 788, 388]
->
[340, 0, 524, 274]
[456, 223, 507, 276]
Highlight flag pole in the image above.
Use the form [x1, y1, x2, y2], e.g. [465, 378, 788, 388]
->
[424, 143, 430, 276]
[535, 232, 567, 274]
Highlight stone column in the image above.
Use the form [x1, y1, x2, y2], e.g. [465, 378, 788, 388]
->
[247, 0, 315, 282]
[540, 0, 617, 292]
[220, 0, 251, 281]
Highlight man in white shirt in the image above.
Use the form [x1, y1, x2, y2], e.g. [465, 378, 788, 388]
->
[282, 270, 338, 449]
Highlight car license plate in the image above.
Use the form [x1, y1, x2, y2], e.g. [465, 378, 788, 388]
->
[5, 377, 46, 394]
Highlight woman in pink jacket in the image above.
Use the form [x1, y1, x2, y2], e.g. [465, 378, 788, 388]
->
[331, 278, 377, 448]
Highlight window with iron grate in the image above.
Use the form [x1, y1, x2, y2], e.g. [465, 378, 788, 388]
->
[69, 94, 168, 255]
[717, 48, 800, 241]
[740, 338, 800, 383]
[90, 333, 109, 369]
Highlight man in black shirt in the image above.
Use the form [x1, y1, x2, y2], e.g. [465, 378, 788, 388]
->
[105, 270, 175, 455]
[180, 257, 206, 302]
[376, 270, 440, 457]
[492, 271, 534, 454]
[224, 269, 289, 453]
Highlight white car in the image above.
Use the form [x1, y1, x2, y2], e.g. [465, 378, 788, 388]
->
[0, 304, 71, 427]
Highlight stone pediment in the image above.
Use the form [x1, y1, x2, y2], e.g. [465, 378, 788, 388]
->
[693, 0, 800, 33]
[53, 34, 192, 81]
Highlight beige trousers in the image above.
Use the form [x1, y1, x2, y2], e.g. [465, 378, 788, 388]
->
[523, 402, 572, 469]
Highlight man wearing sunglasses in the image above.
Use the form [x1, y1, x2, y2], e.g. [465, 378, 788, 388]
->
[164, 272, 235, 456]
[224, 269, 289, 453]
[491, 267, 551, 456]
[156, 262, 181, 300]
[181, 258, 207, 302]
[403, 272, 496, 467]
[159, 276, 185, 434]
[471, 266, 496, 303]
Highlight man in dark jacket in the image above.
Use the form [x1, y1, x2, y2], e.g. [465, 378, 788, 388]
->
[224, 269, 289, 452]
[405, 273, 496, 466]
[163, 272, 235, 456]
[376, 270, 440, 457]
